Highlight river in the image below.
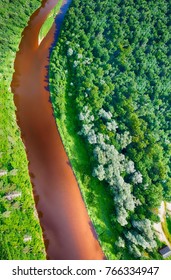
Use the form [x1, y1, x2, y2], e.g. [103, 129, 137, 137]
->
[11, 0, 105, 260]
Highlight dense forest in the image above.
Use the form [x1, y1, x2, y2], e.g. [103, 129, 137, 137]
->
[49, 0, 171, 259]
[0, 0, 45, 259]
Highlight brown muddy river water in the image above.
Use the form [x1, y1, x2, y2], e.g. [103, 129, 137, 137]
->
[11, 0, 105, 260]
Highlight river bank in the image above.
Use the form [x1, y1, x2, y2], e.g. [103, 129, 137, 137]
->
[0, 0, 45, 259]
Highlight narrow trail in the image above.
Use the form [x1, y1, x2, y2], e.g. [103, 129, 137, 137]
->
[153, 201, 171, 248]
[11, 0, 105, 260]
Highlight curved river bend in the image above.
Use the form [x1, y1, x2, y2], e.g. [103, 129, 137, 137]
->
[11, 0, 105, 260]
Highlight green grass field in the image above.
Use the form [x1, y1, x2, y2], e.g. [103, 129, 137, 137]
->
[166, 215, 171, 234]
[39, 0, 63, 43]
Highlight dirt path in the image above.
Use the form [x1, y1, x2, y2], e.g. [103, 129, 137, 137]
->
[11, 0, 105, 260]
[153, 201, 171, 248]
